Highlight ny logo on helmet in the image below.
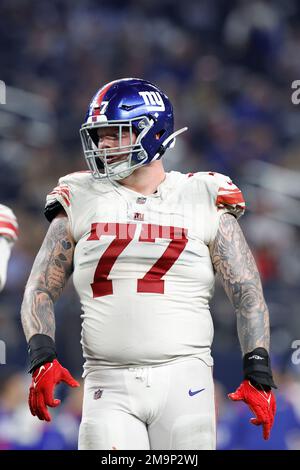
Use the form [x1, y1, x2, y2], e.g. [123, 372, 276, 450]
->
[139, 91, 165, 112]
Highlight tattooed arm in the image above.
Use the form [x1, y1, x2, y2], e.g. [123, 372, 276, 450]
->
[21, 212, 75, 342]
[211, 213, 277, 438]
[209, 212, 270, 354]
[22, 212, 79, 422]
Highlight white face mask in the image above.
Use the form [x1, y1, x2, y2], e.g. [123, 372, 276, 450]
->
[80, 114, 188, 181]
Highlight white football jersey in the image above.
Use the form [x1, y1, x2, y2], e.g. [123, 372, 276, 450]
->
[45, 171, 245, 373]
[0, 204, 18, 242]
[0, 204, 18, 291]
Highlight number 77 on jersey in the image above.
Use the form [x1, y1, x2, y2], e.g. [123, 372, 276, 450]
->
[87, 222, 188, 297]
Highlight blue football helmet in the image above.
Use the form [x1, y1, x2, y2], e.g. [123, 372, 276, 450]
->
[80, 78, 187, 180]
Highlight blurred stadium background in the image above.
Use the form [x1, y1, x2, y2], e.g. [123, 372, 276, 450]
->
[1, 0, 300, 450]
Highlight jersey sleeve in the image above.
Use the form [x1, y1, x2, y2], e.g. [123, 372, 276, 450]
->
[0, 204, 19, 242]
[44, 172, 92, 239]
[195, 172, 245, 245]
[0, 236, 12, 291]
[214, 173, 245, 219]
[44, 178, 71, 223]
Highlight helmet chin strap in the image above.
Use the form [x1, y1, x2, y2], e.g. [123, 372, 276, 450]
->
[152, 127, 188, 161]
[106, 161, 135, 181]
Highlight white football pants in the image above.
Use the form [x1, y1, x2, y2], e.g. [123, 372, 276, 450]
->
[78, 358, 216, 450]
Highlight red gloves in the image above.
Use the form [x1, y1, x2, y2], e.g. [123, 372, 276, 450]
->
[228, 380, 276, 440]
[29, 359, 80, 422]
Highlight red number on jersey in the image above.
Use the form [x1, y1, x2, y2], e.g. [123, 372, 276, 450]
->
[87, 223, 188, 297]
[137, 224, 188, 294]
[87, 223, 137, 297]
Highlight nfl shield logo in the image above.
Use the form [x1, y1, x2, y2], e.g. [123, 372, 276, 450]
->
[94, 388, 103, 400]
[133, 212, 144, 221]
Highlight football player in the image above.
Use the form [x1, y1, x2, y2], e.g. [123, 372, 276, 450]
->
[0, 204, 18, 291]
[21, 78, 276, 449]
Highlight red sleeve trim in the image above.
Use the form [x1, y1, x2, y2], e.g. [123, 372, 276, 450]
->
[0, 221, 19, 236]
[49, 185, 70, 207]
[216, 187, 245, 206]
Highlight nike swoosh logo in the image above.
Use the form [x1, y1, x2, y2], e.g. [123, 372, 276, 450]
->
[248, 381, 272, 405]
[35, 365, 45, 381]
[34, 363, 53, 388]
[189, 388, 205, 396]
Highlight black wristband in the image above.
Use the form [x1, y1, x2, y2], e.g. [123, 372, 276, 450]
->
[44, 201, 63, 223]
[243, 347, 277, 389]
[28, 334, 57, 373]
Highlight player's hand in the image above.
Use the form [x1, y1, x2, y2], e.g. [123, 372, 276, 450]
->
[29, 359, 80, 422]
[228, 379, 276, 440]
